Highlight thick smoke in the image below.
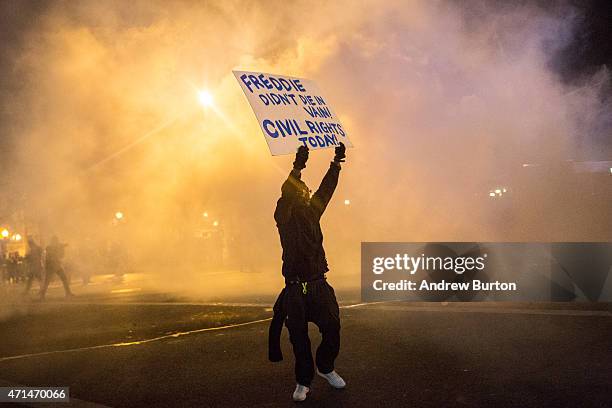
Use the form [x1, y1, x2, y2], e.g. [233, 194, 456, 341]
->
[0, 0, 609, 296]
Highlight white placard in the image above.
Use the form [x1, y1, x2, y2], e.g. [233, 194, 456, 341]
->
[234, 70, 353, 156]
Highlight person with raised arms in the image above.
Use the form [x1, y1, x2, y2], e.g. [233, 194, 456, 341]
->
[272, 142, 347, 402]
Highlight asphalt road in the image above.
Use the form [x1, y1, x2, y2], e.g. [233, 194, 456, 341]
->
[0, 291, 610, 407]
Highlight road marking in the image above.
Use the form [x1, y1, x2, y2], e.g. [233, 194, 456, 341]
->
[109, 288, 142, 294]
[0, 302, 608, 364]
[342, 301, 388, 309]
[0, 318, 273, 363]
[0, 302, 373, 363]
[1, 301, 281, 307]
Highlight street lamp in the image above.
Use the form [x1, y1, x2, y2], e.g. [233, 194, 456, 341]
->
[197, 90, 214, 108]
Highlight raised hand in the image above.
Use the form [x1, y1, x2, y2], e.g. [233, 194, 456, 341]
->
[293, 145, 309, 170]
[333, 142, 346, 163]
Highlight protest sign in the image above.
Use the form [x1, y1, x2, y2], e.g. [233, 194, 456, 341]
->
[233, 70, 353, 156]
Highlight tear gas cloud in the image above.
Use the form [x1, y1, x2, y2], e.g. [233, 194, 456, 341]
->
[0, 0, 609, 296]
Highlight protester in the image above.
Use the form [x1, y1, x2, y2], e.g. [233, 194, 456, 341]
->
[40, 236, 73, 299]
[272, 143, 347, 402]
[23, 236, 43, 295]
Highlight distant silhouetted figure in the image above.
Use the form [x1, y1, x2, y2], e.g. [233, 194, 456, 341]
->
[40, 236, 73, 299]
[6, 252, 21, 283]
[271, 142, 347, 402]
[23, 237, 43, 295]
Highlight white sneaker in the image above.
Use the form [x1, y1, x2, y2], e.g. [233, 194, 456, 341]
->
[292, 384, 310, 402]
[317, 370, 346, 389]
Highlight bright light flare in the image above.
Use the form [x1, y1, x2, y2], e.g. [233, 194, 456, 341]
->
[212, 220, 219, 227]
[1, 229, 9, 238]
[115, 211, 124, 220]
[197, 90, 214, 108]
[13, 234, 22, 241]
[344, 199, 351, 205]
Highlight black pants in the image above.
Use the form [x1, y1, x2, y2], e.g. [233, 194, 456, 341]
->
[23, 267, 42, 294]
[284, 280, 340, 386]
[40, 266, 72, 298]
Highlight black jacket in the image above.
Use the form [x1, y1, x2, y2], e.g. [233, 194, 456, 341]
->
[274, 162, 340, 282]
[268, 287, 286, 362]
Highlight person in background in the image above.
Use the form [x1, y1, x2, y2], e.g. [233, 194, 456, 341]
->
[7, 252, 21, 283]
[23, 236, 43, 295]
[40, 236, 73, 299]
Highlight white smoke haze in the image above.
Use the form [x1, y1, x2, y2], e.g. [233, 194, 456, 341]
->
[1, 0, 610, 297]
